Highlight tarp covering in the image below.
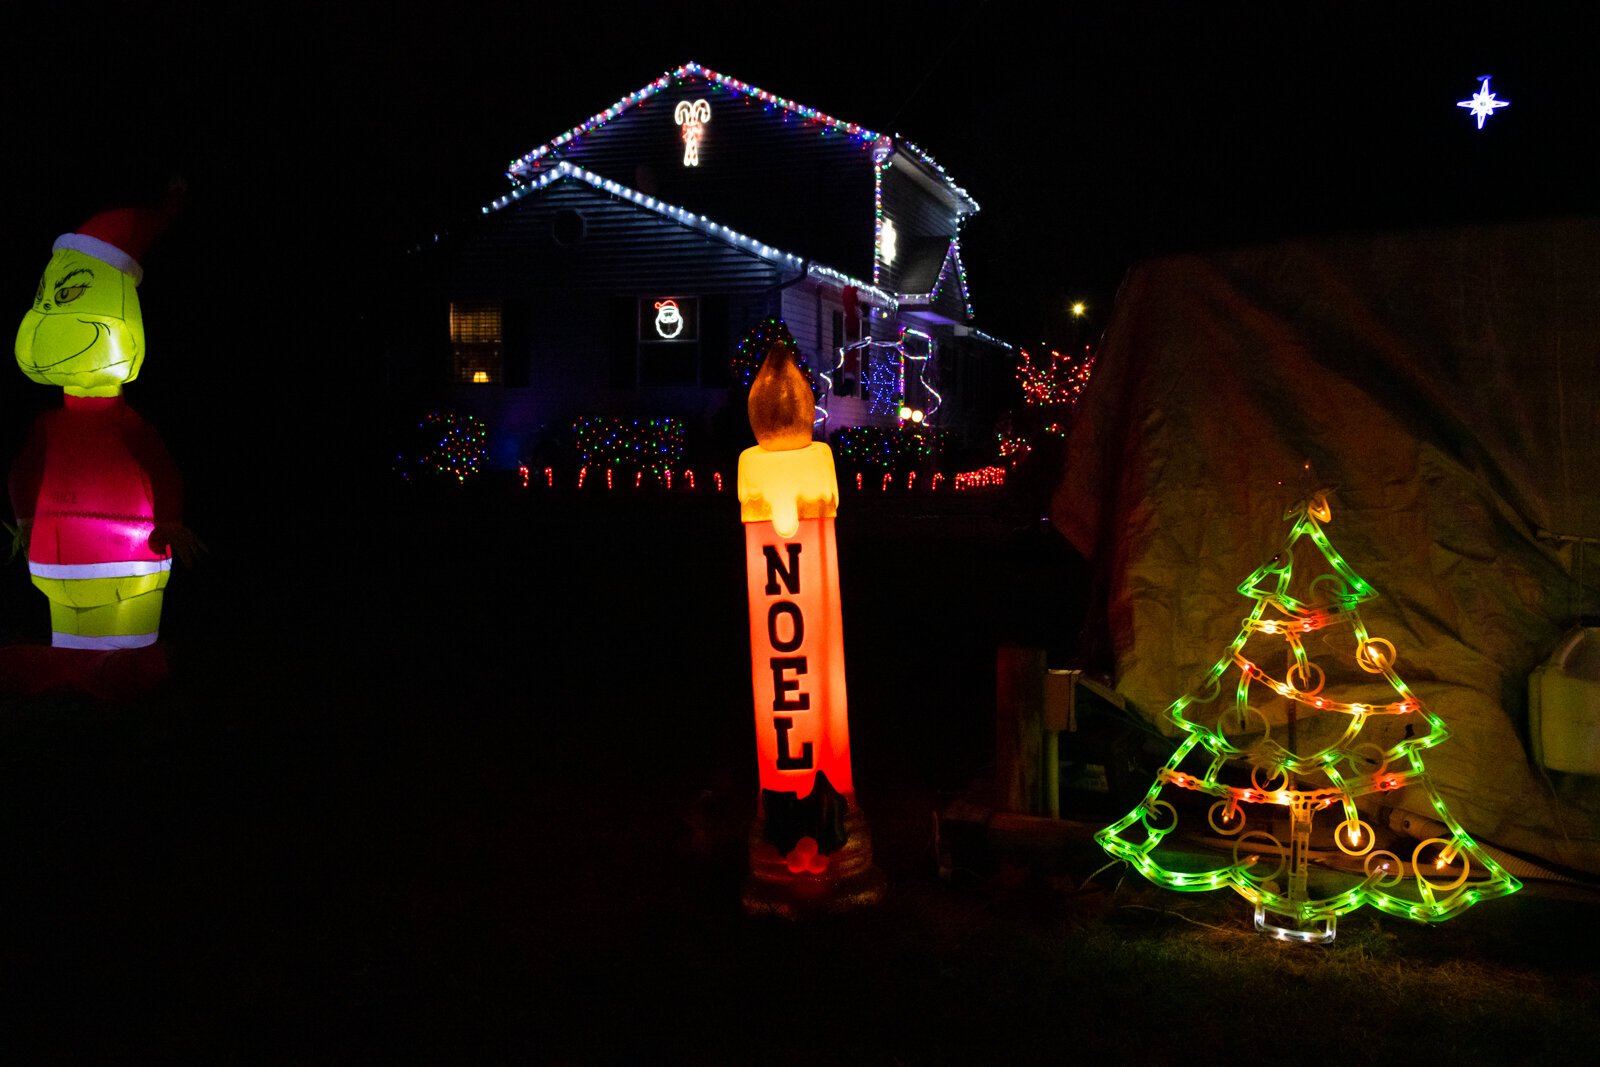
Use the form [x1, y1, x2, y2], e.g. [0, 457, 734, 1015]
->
[1056, 217, 1600, 875]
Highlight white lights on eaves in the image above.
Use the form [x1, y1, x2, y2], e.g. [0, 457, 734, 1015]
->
[484, 162, 898, 308]
[972, 329, 1013, 351]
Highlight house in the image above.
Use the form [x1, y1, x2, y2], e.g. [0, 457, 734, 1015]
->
[394, 62, 1013, 471]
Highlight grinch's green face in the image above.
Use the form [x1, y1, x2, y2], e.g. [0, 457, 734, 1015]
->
[15, 248, 145, 396]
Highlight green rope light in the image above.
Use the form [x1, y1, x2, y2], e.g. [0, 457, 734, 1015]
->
[1096, 492, 1520, 943]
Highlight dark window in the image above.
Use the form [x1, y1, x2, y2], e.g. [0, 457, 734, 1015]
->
[830, 310, 855, 396]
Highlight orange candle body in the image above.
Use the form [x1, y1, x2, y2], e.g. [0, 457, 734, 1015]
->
[736, 353, 883, 915]
[740, 444, 855, 803]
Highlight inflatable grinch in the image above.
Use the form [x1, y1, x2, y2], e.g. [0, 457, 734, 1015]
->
[8, 197, 189, 675]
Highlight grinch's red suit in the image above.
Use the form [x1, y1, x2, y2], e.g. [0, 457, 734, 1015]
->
[9, 393, 181, 649]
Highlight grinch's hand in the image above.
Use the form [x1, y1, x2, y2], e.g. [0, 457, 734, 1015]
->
[150, 523, 205, 566]
[5, 518, 31, 560]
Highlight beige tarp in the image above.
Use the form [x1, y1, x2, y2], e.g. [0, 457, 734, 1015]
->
[1055, 217, 1600, 875]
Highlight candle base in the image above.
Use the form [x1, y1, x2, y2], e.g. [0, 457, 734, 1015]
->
[741, 803, 886, 918]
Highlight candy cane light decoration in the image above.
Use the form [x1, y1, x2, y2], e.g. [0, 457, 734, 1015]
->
[674, 98, 711, 167]
[737, 338, 884, 917]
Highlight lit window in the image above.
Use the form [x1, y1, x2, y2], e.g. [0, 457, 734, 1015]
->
[637, 296, 700, 386]
[880, 217, 898, 266]
[450, 302, 502, 384]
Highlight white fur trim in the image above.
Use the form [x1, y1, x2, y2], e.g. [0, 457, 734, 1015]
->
[52, 630, 158, 650]
[52, 233, 143, 284]
[30, 559, 172, 580]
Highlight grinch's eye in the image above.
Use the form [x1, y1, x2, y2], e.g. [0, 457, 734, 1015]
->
[55, 285, 87, 304]
[34, 279, 43, 305]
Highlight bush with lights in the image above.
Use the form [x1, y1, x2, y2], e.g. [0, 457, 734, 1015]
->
[394, 411, 491, 485]
[571, 415, 687, 477]
[830, 425, 957, 477]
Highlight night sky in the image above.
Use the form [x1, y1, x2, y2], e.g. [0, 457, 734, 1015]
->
[6, 3, 1585, 335]
[1, 0, 1587, 473]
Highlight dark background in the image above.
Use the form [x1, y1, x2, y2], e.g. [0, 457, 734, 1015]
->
[3, 0, 1585, 626]
[2, 6, 1597, 1057]
[4, 1, 1585, 339]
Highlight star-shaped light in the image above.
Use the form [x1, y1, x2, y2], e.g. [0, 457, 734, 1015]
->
[1457, 76, 1509, 129]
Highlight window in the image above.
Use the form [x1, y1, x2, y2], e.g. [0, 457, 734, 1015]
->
[450, 302, 502, 384]
[637, 296, 700, 386]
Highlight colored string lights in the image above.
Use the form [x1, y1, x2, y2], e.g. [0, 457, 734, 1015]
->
[1015, 346, 1095, 409]
[1096, 493, 1520, 942]
[505, 63, 974, 212]
[952, 465, 1006, 489]
[396, 411, 490, 484]
[900, 239, 975, 321]
[830, 426, 951, 471]
[571, 415, 686, 475]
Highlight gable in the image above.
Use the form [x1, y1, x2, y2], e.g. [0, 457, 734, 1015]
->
[502, 63, 976, 283]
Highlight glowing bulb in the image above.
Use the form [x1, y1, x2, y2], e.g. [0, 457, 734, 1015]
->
[880, 217, 898, 265]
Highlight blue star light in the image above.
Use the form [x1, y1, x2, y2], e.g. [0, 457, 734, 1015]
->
[1457, 76, 1509, 129]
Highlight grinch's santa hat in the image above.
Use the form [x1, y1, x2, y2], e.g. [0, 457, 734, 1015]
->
[51, 183, 184, 286]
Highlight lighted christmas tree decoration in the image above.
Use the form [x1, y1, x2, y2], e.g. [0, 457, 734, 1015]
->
[737, 339, 885, 917]
[1457, 75, 1509, 128]
[9, 193, 192, 660]
[1096, 493, 1520, 942]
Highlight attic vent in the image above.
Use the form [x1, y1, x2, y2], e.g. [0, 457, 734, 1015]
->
[552, 209, 586, 247]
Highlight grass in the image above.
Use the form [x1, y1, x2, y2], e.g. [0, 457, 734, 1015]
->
[1, 481, 1596, 1062]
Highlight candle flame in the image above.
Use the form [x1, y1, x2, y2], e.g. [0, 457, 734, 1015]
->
[749, 342, 814, 451]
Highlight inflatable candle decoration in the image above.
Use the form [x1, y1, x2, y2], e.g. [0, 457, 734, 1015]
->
[737, 338, 885, 917]
[11, 200, 185, 653]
